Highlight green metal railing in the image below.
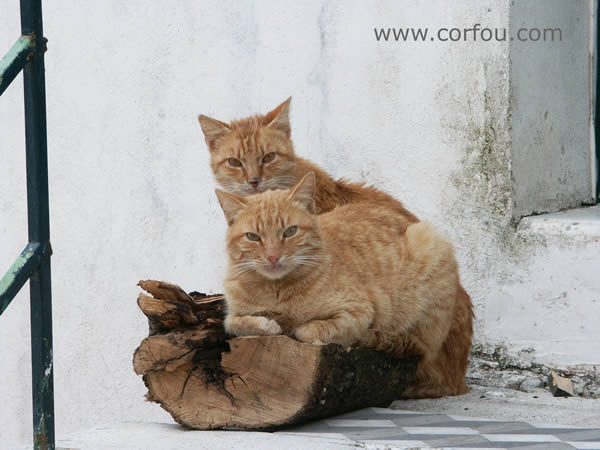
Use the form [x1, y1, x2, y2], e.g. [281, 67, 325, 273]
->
[0, 1, 55, 449]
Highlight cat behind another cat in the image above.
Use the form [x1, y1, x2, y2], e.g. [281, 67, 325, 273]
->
[198, 97, 418, 220]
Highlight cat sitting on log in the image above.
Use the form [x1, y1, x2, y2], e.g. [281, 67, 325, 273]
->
[215, 173, 466, 398]
[200, 99, 473, 398]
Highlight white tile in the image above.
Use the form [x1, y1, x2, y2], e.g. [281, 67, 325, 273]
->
[402, 426, 479, 435]
[325, 419, 397, 428]
[447, 414, 502, 422]
[276, 432, 352, 440]
[359, 440, 429, 448]
[566, 442, 600, 450]
[371, 407, 431, 415]
[482, 433, 561, 442]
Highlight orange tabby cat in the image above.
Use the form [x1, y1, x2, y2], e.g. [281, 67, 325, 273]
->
[198, 97, 418, 220]
[201, 99, 472, 398]
[216, 173, 467, 398]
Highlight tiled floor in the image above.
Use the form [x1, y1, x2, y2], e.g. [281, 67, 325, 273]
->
[279, 407, 600, 449]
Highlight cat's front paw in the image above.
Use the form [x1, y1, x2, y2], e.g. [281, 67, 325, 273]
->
[257, 317, 283, 336]
[294, 323, 326, 345]
[225, 315, 282, 337]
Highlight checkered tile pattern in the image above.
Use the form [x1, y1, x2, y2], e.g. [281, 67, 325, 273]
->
[280, 407, 600, 449]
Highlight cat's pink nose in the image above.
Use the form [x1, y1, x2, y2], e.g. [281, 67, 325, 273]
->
[266, 249, 281, 264]
[248, 177, 261, 189]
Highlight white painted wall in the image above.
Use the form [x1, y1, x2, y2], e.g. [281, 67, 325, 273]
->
[0, 1, 597, 447]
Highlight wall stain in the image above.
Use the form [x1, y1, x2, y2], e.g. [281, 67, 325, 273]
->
[439, 60, 546, 266]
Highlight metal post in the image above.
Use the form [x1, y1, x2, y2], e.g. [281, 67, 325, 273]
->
[20, 0, 55, 448]
[596, 0, 600, 200]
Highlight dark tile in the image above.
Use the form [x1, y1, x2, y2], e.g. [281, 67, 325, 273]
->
[507, 443, 577, 450]
[429, 420, 532, 433]
[419, 434, 499, 447]
[554, 430, 600, 441]
[511, 428, 594, 435]
[477, 422, 536, 434]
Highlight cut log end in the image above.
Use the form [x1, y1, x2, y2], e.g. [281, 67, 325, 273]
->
[133, 280, 418, 430]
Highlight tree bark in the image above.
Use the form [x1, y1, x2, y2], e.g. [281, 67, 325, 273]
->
[133, 280, 418, 430]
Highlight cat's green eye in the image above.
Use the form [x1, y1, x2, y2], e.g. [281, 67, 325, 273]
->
[228, 158, 242, 167]
[246, 232, 261, 242]
[283, 226, 297, 238]
[262, 152, 276, 164]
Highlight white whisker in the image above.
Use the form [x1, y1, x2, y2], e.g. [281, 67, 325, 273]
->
[220, 182, 253, 195]
[230, 260, 259, 277]
[261, 175, 297, 191]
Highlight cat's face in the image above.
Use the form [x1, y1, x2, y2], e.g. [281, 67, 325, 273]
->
[199, 98, 298, 196]
[216, 173, 322, 281]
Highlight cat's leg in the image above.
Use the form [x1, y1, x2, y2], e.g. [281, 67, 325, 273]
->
[224, 315, 282, 337]
[294, 307, 373, 346]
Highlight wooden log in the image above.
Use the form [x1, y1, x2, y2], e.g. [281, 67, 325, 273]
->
[133, 280, 418, 430]
[136, 280, 224, 335]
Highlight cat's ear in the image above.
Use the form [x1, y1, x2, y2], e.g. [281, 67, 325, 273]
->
[287, 172, 316, 213]
[215, 189, 248, 225]
[198, 115, 231, 151]
[264, 97, 291, 137]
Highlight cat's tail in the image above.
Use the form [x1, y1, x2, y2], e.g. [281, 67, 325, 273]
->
[435, 283, 474, 395]
[401, 283, 474, 399]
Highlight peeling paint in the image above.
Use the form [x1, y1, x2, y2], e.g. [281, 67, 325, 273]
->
[0, 35, 34, 95]
[0, 244, 37, 288]
[0, 242, 44, 313]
